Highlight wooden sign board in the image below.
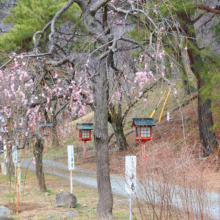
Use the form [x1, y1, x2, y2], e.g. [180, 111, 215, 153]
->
[125, 156, 136, 194]
[12, 145, 17, 164]
[67, 145, 74, 170]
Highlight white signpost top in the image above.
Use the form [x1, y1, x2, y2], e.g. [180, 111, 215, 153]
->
[12, 145, 17, 164]
[67, 145, 74, 170]
[125, 156, 136, 194]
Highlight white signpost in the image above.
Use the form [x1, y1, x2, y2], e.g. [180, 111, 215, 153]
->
[125, 156, 136, 220]
[12, 145, 18, 177]
[67, 145, 74, 194]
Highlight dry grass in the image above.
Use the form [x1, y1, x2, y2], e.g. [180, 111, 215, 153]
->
[0, 169, 139, 220]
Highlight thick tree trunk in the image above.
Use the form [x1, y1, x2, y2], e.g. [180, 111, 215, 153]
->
[189, 54, 217, 156]
[109, 107, 129, 151]
[34, 139, 47, 192]
[197, 75, 217, 156]
[112, 122, 129, 151]
[93, 59, 113, 219]
[177, 12, 217, 156]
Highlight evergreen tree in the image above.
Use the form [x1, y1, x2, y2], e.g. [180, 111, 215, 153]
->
[0, 0, 83, 54]
[160, 0, 219, 156]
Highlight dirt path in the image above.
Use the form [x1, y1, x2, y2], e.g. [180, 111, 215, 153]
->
[21, 159, 127, 197]
[21, 159, 220, 220]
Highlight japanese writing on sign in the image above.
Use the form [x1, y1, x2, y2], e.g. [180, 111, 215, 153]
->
[12, 145, 17, 164]
[67, 145, 74, 170]
[125, 156, 136, 194]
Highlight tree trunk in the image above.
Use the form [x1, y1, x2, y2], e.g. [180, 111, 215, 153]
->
[182, 70, 191, 95]
[112, 122, 129, 151]
[93, 59, 113, 219]
[109, 107, 129, 151]
[177, 12, 217, 156]
[188, 52, 217, 156]
[34, 139, 47, 192]
[52, 118, 59, 149]
[197, 75, 217, 156]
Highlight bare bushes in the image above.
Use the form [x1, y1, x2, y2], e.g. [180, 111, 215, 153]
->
[133, 143, 213, 220]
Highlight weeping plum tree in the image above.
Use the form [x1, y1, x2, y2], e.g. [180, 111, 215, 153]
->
[28, 1, 189, 218]
[1, 0, 219, 219]
[0, 1, 186, 219]
[0, 56, 80, 192]
[0, 2, 165, 219]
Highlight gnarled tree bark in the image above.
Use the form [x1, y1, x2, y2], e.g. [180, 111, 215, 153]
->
[93, 58, 113, 219]
[177, 12, 217, 156]
[108, 106, 129, 151]
[34, 139, 47, 192]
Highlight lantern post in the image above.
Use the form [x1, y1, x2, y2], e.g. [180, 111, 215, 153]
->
[132, 118, 156, 162]
[76, 123, 93, 159]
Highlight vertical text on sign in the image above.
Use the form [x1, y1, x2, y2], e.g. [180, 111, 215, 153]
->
[68, 145, 74, 170]
[125, 156, 136, 194]
[12, 145, 17, 164]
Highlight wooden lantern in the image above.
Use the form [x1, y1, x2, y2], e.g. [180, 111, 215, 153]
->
[76, 123, 93, 159]
[132, 118, 156, 161]
[76, 123, 93, 141]
[40, 122, 53, 136]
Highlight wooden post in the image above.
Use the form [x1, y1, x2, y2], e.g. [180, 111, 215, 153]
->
[83, 141, 87, 159]
[142, 141, 146, 162]
[16, 161, 21, 214]
[70, 170, 72, 194]
[68, 145, 74, 194]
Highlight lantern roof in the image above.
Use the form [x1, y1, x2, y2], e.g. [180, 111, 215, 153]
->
[132, 118, 156, 126]
[76, 123, 94, 130]
[40, 122, 53, 127]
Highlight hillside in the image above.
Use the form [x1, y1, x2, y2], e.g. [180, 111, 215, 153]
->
[39, 83, 220, 196]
